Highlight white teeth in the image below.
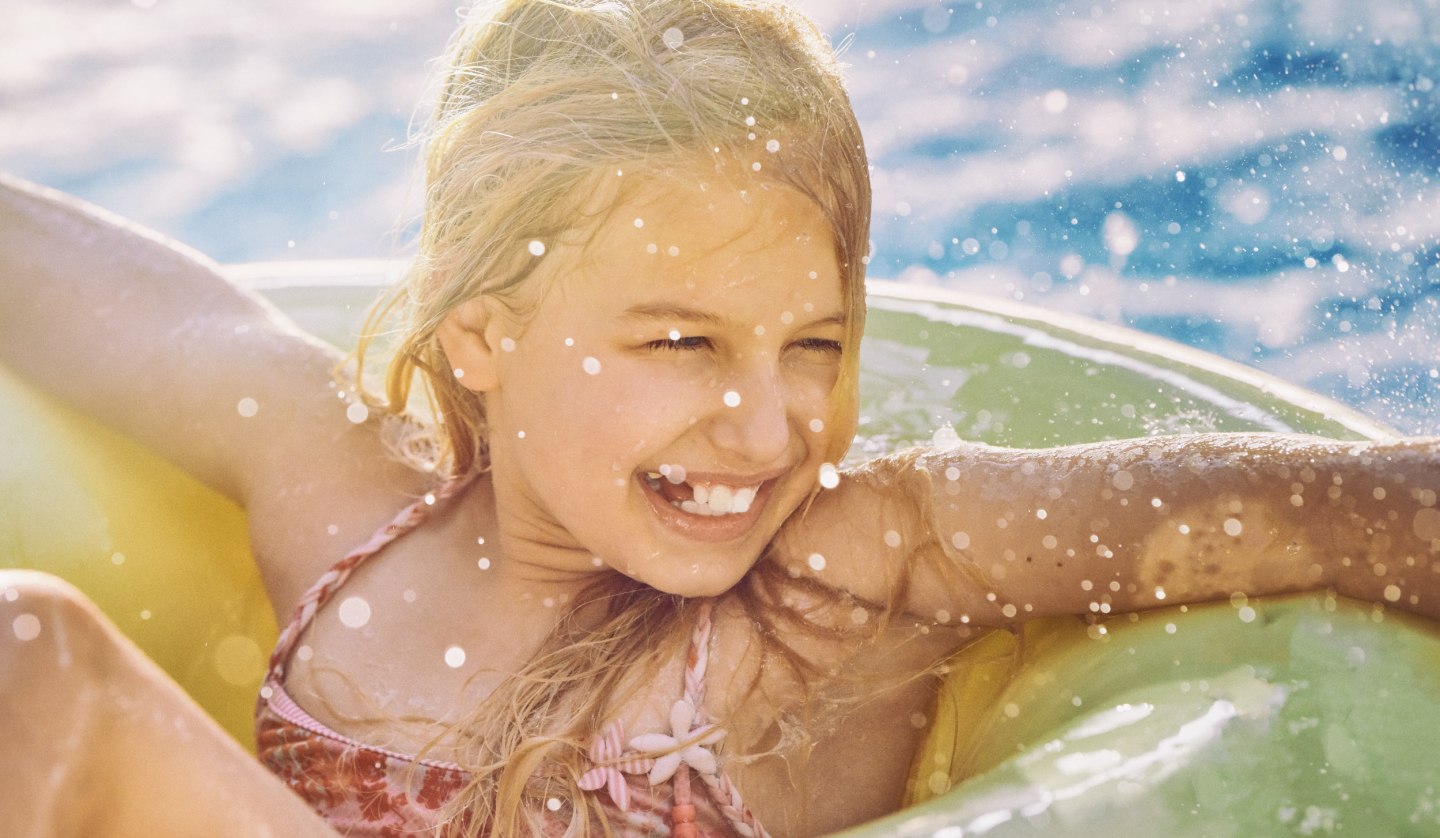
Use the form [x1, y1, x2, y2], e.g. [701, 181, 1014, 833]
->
[665, 480, 761, 517]
[709, 485, 734, 514]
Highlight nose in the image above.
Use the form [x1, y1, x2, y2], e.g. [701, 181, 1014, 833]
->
[705, 363, 795, 465]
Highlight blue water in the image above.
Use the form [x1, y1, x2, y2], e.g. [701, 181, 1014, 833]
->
[2, 0, 1436, 433]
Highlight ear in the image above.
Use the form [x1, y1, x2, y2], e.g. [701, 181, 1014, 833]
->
[437, 296, 509, 392]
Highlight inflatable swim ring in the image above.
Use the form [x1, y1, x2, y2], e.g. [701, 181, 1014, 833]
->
[3, 262, 1431, 834]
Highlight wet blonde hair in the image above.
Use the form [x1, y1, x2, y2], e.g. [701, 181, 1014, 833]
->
[353, 0, 872, 833]
[358, 0, 869, 477]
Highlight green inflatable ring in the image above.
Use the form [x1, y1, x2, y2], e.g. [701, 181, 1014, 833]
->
[4, 263, 1431, 836]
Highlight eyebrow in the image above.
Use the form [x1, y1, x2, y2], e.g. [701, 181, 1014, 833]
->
[621, 303, 848, 330]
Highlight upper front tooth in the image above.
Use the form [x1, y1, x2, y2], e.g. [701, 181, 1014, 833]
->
[731, 486, 756, 514]
[692, 484, 710, 505]
[709, 485, 734, 514]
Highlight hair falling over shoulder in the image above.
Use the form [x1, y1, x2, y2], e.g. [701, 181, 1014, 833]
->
[346, 0, 874, 833]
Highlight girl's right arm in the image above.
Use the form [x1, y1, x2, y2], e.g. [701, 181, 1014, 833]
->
[0, 175, 426, 609]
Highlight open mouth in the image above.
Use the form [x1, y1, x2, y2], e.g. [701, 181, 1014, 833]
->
[641, 471, 762, 517]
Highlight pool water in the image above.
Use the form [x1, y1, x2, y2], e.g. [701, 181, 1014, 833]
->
[3, 0, 1437, 433]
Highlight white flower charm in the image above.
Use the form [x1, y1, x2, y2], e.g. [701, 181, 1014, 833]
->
[628, 698, 725, 785]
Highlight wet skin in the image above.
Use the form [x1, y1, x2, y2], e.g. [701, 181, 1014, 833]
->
[443, 172, 849, 599]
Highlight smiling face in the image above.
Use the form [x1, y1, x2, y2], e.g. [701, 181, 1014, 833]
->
[473, 172, 852, 596]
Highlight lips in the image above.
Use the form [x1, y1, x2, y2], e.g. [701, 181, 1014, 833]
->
[637, 468, 780, 543]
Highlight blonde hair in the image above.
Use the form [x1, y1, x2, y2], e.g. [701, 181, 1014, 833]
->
[352, 0, 873, 833]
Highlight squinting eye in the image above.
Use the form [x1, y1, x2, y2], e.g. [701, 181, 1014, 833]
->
[647, 335, 711, 352]
[794, 338, 844, 354]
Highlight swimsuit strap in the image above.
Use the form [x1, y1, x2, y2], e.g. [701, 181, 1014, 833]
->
[265, 476, 473, 681]
[582, 601, 773, 838]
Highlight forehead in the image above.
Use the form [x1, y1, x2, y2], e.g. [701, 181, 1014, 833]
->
[556, 172, 843, 315]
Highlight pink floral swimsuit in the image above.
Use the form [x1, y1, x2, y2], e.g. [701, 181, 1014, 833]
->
[254, 482, 771, 837]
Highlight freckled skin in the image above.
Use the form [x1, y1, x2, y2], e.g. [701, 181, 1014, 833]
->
[776, 434, 1440, 628]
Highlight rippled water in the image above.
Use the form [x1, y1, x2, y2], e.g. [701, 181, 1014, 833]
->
[3, 0, 1436, 432]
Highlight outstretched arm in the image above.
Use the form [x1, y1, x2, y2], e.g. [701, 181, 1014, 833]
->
[776, 434, 1440, 629]
[0, 175, 426, 612]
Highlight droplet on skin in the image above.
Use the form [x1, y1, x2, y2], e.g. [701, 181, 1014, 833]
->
[723, 390, 741, 408]
[296, 645, 314, 662]
[1414, 508, 1440, 540]
[453, 368, 465, 379]
[666, 245, 680, 257]
[818, 463, 840, 489]
[237, 397, 259, 418]
[766, 139, 781, 153]
[1111, 469, 1134, 491]
[12, 613, 40, 641]
[950, 531, 970, 550]
[633, 217, 644, 228]
[1384, 584, 1402, 602]
[1003, 702, 1020, 718]
[403, 590, 416, 603]
[808, 553, 826, 571]
[445, 646, 467, 668]
[582, 356, 602, 375]
[478, 557, 491, 570]
[500, 337, 517, 352]
[546, 797, 563, 813]
[1238, 606, 1257, 623]
[935, 609, 951, 623]
[808, 418, 824, 433]
[1223, 517, 1243, 537]
[753, 325, 765, 336]
[528, 240, 546, 256]
[337, 597, 372, 629]
[111, 552, 125, 565]
[346, 402, 369, 424]
[884, 530, 902, 548]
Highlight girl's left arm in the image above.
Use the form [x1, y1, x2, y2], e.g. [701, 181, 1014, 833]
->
[774, 434, 1440, 628]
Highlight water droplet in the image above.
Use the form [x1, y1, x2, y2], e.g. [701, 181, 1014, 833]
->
[338, 597, 372, 629]
[807, 553, 826, 571]
[850, 606, 870, 624]
[1003, 702, 1020, 718]
[744, 115, 756, 127]
[909, 712, 927, 728]
[666, 245, 680, 257]
[500, 337, 517, 352]
[528, 240, 546, 257]
[661, 26, 684, 49]
[1223, 518, 1243, 537]
[445, 646, 467, 668]
[296, 645, 314, 661]
[346, 402, 369, 424]
[478, 557, 491, 570]
[237, 397, 259, 418]
[12, 613, 40, 641]
[564, 337, 574, 347]
[424, 493, 436, 505]
[751, 162, 762, 172]
[1111, 469, 1134, 491]
[111, 552, 125, 566]
[583, 356, 602, 375]
[517, 430, 526, 439]
[546, 797, 563, 812]
[723, 390, 741, 408]
[884, 530, 902, 548]
[1384, 584, 1402, 602]
[950, 531, 970, 550]
[633, 217, 644, 228]
[214, 635, 262, 686]
[1154, 586, 1167, 600]
[818, 462, 840, 489]
[1238, 606, 1257, 623]
[139, 609, 151, 620]
[753, 325, 765, 336]
[808, 418, 825, 433]
[453, 368, 465, 379]
[766, 138, 781, 153]
[403, 590, 416, 603]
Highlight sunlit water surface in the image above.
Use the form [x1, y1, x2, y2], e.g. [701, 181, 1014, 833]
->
[3, 0, 1437, 433]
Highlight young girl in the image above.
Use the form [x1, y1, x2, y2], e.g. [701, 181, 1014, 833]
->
[2, 0, 1437, 836]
